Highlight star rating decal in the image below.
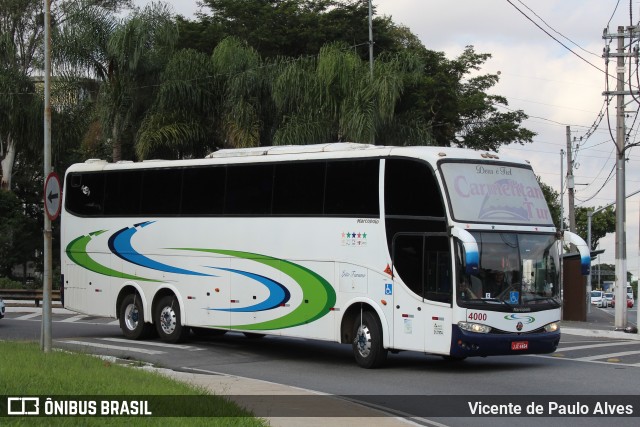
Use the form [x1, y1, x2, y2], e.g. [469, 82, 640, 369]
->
[341, 231, 369, 247]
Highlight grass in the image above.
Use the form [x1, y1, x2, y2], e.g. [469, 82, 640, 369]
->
[0, 341, 269, 426]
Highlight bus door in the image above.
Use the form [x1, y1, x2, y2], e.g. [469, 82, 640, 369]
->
[392, 232, 452, 353]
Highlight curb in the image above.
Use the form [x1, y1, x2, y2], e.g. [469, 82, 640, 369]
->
[561, 327, 640, 341]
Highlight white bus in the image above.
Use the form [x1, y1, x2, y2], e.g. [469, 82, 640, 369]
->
[61, 143, 590, 368]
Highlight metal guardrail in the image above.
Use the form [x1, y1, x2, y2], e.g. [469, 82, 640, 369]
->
[0, 289, 61, 307]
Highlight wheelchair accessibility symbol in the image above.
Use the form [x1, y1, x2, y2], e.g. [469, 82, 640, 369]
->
[510, 291, 519, 304]
[385, 283, 393, 295]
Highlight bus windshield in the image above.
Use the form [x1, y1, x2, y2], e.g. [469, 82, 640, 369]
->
[456, 232, 560, 309]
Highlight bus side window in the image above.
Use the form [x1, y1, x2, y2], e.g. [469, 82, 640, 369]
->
[181, 166, 225, 215]
[225, 164, 274, 215]
[325, 160, 379, 217]
[66, 173, 105, 216]
[104, 171, 143, 216]
[140, 169, 182, 215]
[273, 162, 325, 215]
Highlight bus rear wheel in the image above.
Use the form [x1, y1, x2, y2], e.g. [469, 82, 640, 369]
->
[154, 295, 190, 343]
[352, 311, 387, 369]
[119, 294, 154, 340]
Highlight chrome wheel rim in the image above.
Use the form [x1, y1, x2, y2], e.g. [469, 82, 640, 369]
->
[124, 303, 139, 331]
[355, 323, 372, 358]
[159, 305, 177, 335]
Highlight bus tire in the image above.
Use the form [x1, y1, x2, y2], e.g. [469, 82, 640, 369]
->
[119, 294, 154, 340]
[155, 295, 190, 343]
[352, 311, 387, 369]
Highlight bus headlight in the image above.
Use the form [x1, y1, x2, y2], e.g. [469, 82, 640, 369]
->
[544, 322, 559, 333]
[458, 321, 492, 334]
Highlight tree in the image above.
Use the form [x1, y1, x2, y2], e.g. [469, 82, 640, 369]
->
[136, 48, 216, 159]
[402, 46, 535, 150]
[195, 0, 399, 59]
[1, 0, 132, 190]
[0, 0, 44, 191]
[538, 176, 616, 250]
[1, 1, 129, 282]
[136, 36, 270, 159]
[211, 37, 267, 148]
[177, 2, 535, 150]
[591, 263, 632, 288]
[0, 189, 40, 278]
[0, 68, 41, 191]
[269, 43, 431, 146]
[575, 206, 616, 252]
[538, 177, 561, 229]
[95, 2, 177, 161]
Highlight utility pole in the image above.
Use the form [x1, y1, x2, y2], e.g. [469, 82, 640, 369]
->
[602, 25, 640, 329]
[566, 126, 576, 232]
[42, 0, 53, 352]
[613, 26, 628, 330]
[560, 149, 564, 234]
[560, 149, 564, 317]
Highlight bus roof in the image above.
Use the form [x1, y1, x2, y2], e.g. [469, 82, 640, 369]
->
[65, 143, 531, 173]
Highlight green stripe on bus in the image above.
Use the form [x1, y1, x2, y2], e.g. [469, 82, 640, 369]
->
[66, 231, 160, 282]
[175, 248, 336, 330]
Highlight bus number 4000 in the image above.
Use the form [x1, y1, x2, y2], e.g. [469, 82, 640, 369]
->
[468, 312, 487, 321]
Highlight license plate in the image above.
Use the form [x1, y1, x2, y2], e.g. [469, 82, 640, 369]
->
[511, 341, 528, 351]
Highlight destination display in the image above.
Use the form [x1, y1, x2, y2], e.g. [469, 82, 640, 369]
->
[440, 162, 554, 226]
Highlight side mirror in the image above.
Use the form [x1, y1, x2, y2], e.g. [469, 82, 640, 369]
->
[563, 230, 591, 275]
[451, 227, 479, 275]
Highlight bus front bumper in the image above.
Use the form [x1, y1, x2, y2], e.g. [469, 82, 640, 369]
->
[449, 324, 561, 358]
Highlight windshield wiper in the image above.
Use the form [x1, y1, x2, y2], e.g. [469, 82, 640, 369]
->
[477, 298, 507, 305]
[525, 297, 560, 306]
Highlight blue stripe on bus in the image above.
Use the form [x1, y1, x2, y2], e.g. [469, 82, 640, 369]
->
[206, 267, 291, 312]
[108, 222, 214, 277]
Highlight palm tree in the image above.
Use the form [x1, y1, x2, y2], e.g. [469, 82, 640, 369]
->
[271, 42, 433, 146]
[0, 0, 129, 191]
[136, 48, 216, 159]
[97, 2, 177, 161]
[136, 37, 268, 159]
[211, 37, 266, 149]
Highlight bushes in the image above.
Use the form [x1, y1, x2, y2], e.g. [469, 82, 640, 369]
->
[0, 277, 24, 289]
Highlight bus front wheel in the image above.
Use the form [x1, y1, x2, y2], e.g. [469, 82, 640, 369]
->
[119, 294, 154, 340]
[352, 311, 387, 368]
[154, 295, 190, 343]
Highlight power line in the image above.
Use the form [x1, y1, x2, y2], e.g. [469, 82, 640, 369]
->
[608, 0, 622, 29]
[575, 163, 616, 203]
[505, 0, 606, 75]
[514, 0, 601, 58]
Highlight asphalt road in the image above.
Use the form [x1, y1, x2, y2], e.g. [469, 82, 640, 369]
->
[2, 309, 640, 427]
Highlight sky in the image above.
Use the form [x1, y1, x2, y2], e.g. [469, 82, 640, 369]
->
[134, 0, 640, 278]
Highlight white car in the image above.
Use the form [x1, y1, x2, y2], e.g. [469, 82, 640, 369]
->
[590, 290, 606, 307]
[0, 298, 5, 319]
